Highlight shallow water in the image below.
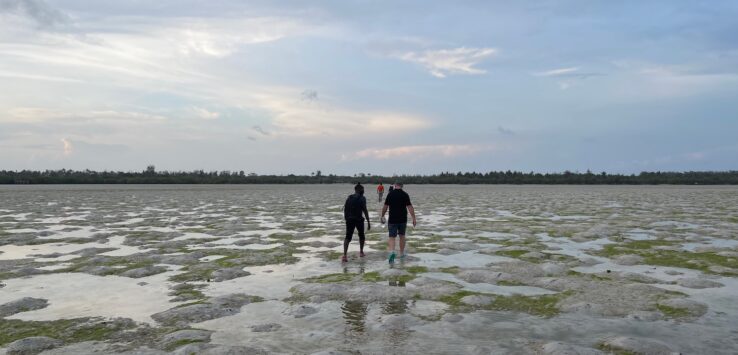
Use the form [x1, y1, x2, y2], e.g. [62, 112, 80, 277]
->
[1, 184, 737, 354]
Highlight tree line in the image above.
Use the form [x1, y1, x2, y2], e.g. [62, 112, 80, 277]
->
[1, 167, 737, 185]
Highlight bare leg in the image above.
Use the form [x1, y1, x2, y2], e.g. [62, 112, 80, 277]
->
[399, 235, 406, 255]
[388, 237, 395, 253]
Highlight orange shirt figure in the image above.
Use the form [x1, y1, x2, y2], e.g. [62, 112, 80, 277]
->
[376, 183, 385, 203]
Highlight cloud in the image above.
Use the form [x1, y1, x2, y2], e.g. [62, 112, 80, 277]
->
[345, 144, 492, 161]
[0, 70, 83, 83]
[253, 90, 433, 136]
[61, 137, 72, 155]
[252, 125, 270, 136]
[192, 107, 219, 120]
[397, 47, 496, 78]
[175, 18, 303, 57]
[0, 0, 71, 28]
[533, 67, 603, 79]
[301, 89, 318, 101]
[3, 108, 168, 123]
[497, 126, 515, 135]
[534, 67, 580, 77]
[533, 67, 603, 90]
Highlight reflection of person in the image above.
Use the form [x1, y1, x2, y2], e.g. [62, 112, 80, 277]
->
[380, 182, 416, 263]
[341, 301, 368, 333]
[342, 183, 370, 262]
[377, 183, 385, 203]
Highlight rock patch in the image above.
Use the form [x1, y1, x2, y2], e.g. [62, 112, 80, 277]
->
[0, 297, 49, 317]
[159, 329, 212, 349]
[538, 341, 604, 355]
[151, 294, 260, 326]
[121, 265, 168, 278]
[211, 267, 251, 282]
[599, 336, 675, 355]
[677, 277, 724, 289]
[6, 336, 63, 355]
[250, 323, 282, 332]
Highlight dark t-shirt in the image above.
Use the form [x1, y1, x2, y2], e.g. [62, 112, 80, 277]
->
[384, 189, 412, 224]
[344, 193, 367, 221]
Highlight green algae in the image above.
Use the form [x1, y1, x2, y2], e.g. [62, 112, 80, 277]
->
[438, 266, 460, 274]
[169, 283, 207, 301]
[439, 290, 571, 317]
[361, 271, 382, 282]
[304, 273, 357, 283]
[595, 239, 737, 275]
[597, 343, 637, 355]
[656, 304, 692, 319]
[0, 318, 134, 346]
[495, 250, 529, 258]
[438, 290, 479, 307]
[404, 265, 428, 274]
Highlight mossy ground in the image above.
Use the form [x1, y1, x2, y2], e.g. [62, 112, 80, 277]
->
[656, 304, 693, 319]
[439, 290, 571, 317]
[169, 283, 207, 301]
[0, 318, 133, 346]
[595, 239, 737, 275]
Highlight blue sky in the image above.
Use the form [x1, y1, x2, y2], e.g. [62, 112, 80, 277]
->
[1, 0, 737, 174]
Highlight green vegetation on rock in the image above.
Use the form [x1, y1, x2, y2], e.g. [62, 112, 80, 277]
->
[0, 318, 133, 346]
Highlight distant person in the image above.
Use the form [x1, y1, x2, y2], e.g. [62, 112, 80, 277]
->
[380, 182, 416, 263]
[376, 183, 385, 202]
[342, 183, 370, 262]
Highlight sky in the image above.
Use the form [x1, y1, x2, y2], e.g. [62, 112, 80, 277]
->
[1, 0, 737, 175]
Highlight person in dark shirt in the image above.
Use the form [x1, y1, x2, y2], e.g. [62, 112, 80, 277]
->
[380, 182, 416, 263]
[342, 183, 370, 262]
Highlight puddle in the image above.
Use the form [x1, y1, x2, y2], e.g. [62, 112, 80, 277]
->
[0, 272, 178, 323]
[414, 251, 515, 268]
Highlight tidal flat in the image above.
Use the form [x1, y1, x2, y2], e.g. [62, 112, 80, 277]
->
[0, 184, 737, 354]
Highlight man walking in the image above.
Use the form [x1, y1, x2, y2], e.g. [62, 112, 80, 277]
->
[342, 183, 370, 262]
[376, 182, 385, 203]
[380, 182, 416, 263]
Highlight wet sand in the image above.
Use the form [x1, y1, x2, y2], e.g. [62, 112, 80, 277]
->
[1, 184, 737, 354]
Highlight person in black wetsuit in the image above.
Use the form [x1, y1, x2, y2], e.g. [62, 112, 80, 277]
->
[342, 183, 370, 262]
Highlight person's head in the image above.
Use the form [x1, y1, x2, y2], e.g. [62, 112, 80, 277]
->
[393, 182, 403, 190]
[379, 182, 383, 185]
[354, 183, 364, 195]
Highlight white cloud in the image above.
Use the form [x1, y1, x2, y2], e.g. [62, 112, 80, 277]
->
[345, 144, 492, 160]
[192, 107, 219, 120]
[251, 90, 433, 137]
[4, 107, 168, 123]
[397, 47, 496, 78]
[61, 137, 72, 155]
[0, 70, 83, 82]
[174, 17, 303, 57]
[533, 67, 603, 89]
[534, 67, 579, 77]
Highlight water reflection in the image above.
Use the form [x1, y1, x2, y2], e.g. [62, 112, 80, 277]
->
[382, 300, 408, 315]
[341, 301, 368, 334]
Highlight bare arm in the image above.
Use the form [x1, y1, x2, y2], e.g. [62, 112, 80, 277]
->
[408, 205, 417, 227]
[362, 200, 370, 229]
[381, 204, 388, 221]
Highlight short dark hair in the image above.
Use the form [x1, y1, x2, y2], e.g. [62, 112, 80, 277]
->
[354, 183, 364, 194]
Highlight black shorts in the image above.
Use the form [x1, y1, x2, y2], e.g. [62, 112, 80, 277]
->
[345, 218, 365, 241]
[388, 223, 407, 237]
